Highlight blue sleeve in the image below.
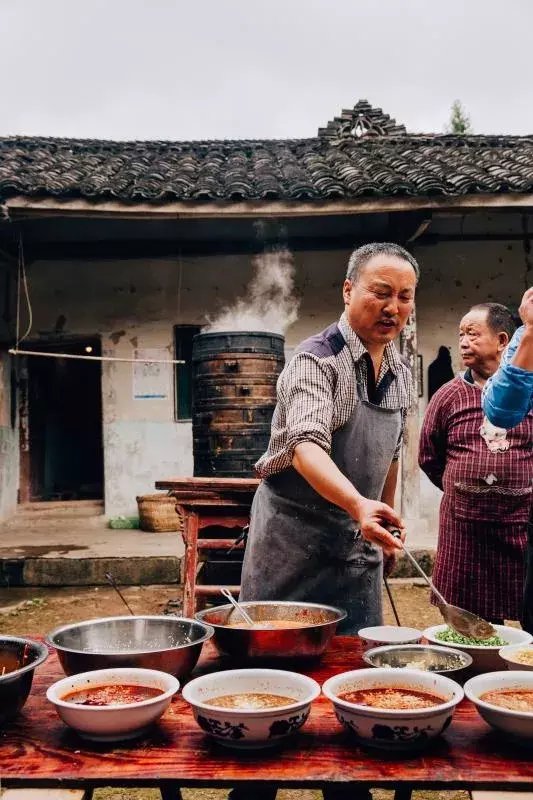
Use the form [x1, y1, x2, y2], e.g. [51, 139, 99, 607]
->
[482, 327, 533, 428]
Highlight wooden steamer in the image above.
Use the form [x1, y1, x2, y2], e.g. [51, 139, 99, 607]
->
[192, 331, 284, 478]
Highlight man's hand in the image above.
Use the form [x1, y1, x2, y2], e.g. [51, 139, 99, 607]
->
[355, 498, 405, 553]
[512, 287, 533, 372]
[519, 287, 533, 329]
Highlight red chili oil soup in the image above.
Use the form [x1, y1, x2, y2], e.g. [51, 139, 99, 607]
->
[206, 692, 295, 709]
[0, 652, 22, 677]
[225, 620, 310, 629]
[338, 687, 446, 710]
[480, 689, 533, 712]
[62, 684, 164, 706]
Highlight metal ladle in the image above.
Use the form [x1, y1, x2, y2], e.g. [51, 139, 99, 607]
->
[220, 587, 255, 626]
[389, 531, 496, 640]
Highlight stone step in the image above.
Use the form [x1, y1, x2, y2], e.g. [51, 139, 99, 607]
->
[19, 500, 104, 512]
[3, 515, 109, 531]
[19, 500, 104, 514]
[0, 555, 180, 587]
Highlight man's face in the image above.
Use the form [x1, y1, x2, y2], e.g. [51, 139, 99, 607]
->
[343, 254, 417, 346]
[459, 309, 507, 375]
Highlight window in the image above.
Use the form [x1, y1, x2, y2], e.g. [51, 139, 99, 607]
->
[174, 325, 201, 420]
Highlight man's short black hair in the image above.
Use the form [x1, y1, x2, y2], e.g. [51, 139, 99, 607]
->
[470, 302, 516, 340]
[346, 242, 420, 283]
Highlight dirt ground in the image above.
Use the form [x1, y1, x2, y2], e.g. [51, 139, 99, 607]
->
[0, 580, 445, 636]
[0, 582, 467, 800]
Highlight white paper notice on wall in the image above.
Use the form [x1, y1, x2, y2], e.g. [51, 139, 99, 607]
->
[132, 348, 170, 400]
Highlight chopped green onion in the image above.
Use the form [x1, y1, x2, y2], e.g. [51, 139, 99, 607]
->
[435, 627, 506, 647]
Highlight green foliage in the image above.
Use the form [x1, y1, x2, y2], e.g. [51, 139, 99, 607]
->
[446, 100, 473, 135]
[108, 516, 140, 529]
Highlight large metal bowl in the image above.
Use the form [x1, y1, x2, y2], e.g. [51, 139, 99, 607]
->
[0, 636, 49, 726]
[47, 615, 214, 678]
[195, 601, 346, 660]
[362, 643, 473, 678]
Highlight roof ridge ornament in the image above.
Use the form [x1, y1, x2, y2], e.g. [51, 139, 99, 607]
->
[318, 99, 407, 142]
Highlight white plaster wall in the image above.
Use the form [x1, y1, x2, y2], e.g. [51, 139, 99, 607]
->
[412, 238, 531, 535]
[0, 351, 18, 520]
[18, 250, 349, 515]
[5, 231, 529, 520]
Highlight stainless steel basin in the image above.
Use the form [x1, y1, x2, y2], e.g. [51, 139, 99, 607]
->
[0, 636, 49, 726]
[47, 615, 214, 678]
[195, 601, 346, 660]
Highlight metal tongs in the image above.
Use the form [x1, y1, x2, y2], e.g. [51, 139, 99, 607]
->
[389, 529, 496, 640]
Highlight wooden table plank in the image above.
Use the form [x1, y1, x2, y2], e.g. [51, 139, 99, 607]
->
[1, 638, 532, 791]
[155, 477, 259, 494]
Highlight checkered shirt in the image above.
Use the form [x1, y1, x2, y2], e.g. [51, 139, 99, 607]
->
[255, 312, 414, 478]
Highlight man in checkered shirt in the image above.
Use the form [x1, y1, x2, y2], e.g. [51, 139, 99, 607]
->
[240, 243, 419, 642]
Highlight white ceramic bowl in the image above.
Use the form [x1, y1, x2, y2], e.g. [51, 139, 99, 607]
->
[464, 670, 533, 742]
[423, 625, 533, 673]
[358, 625, 422, 651]
[46, 667, 180, 741]
[322, 667, 464, 751]
[499, 644, 533, 672]
[181, 668, 320, 749]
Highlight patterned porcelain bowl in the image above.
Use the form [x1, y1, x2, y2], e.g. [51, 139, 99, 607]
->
[182, 668, 320, 749]
[464, 670, 533, 742]
[322, 667, 464, 751]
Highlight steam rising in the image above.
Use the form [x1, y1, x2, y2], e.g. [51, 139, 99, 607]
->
[203, 247, 299, 334]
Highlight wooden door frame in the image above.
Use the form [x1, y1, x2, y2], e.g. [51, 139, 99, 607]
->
[18, 355, 31, 504]
[17, 336, 103, 504]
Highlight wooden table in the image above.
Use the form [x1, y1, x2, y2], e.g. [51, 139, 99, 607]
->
[1, 637, 532, 798]
[155, 477, 259, 615]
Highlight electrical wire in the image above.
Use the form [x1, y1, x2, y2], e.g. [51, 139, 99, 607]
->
[10, 232, 185, 366]
[8, 348, 185, 364]
[16, 234, 33, 347]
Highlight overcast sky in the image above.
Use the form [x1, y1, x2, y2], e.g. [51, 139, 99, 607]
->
[2, 0, 532, 141]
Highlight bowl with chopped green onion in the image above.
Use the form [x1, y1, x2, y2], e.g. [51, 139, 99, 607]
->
[423, 625, 532, 673]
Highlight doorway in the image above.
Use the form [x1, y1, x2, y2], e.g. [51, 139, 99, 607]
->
[20, 339, 104, 502]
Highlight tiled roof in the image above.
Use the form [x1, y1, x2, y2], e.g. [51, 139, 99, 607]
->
[1, 100, 533, 204]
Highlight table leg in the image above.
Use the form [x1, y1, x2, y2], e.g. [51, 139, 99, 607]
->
[228, 786, 277, 800]
[159, 784, 183, 800]
[180, 509, 199, 617]
[393, 789, 412, 800]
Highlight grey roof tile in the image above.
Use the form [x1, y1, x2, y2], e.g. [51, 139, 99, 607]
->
[1, 100, 533, 204]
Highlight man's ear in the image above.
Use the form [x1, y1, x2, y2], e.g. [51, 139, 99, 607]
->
[342, 279, 352, 305]
[498, 331, 510, 351]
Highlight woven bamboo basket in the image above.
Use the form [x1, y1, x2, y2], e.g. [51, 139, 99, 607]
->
[136, 494, 183, 532]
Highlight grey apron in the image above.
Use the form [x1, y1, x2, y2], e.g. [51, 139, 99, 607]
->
[240, 388, 402, 635]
